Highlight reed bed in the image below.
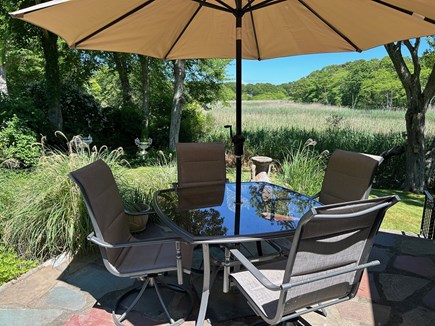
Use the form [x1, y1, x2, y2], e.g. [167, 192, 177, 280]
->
[210, 101, 435, 135]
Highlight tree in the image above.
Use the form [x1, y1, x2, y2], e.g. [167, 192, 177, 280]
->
[111, 52, 133, 107]
[40, 28, 62, 130]
[385, 38, 435, 192]
[1, 0, 63, 130]
[169, 59, 186, 151]
[139, 55, 150, 133]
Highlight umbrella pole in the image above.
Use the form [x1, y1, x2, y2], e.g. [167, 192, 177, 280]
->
[233, 9, 245, 234]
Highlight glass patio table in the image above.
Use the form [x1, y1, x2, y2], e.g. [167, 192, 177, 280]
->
[153, 182, 320, 325]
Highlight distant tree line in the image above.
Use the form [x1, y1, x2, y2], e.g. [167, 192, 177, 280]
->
[223, 55, 434, 110]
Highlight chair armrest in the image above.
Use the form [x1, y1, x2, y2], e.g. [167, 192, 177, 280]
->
[230, 248, 281, 291]
[231, 248, 380, 293]
[280, 260, 380, 290]
[87, 232, 184, 248]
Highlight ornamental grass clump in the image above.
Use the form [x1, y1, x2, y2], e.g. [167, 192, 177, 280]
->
[278, 139, 327, 196]
[2, 133, 129, 261]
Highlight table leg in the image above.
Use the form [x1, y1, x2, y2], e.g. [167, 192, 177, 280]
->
[196, 243, 210, 326]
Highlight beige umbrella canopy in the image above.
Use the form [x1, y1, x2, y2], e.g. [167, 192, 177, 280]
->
[10, 0, 435, 60]
[10, 0, 435, 207]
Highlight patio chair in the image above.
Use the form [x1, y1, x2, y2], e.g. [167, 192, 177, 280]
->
[225, 195, 399, 325]
[314, 149, 384, 205]
[271, 149, 384, 254]
[175, 142, 227, 188]
[69, 159, 192, 325]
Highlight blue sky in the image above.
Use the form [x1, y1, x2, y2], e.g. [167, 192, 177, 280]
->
[226, 40, 431, 85]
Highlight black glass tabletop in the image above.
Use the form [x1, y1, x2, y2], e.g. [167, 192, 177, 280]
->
[154, 182, 321, 241]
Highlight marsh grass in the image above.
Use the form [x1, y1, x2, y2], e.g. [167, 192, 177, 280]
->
[207, 101, 413, 189]
[211, 101, 435, 135]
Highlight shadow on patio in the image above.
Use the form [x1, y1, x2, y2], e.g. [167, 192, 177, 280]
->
[0, 231, 434, 326]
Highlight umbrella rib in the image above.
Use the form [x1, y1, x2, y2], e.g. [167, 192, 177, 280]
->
[242, 0, 256, 12]
[73, 0, 156, 48]
[192, 0, 234, 13]
[373, 0, 435, 25]
[245, 0, 287, 12]
[213, 0, 236, 12]
[164, 4, 203, 59]
[248, 7, 262, 60]
[298, 0, 362, 52]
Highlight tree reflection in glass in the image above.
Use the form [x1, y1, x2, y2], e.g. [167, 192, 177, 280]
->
[158, 186, 228, 236]
[247, 183, 315, 231]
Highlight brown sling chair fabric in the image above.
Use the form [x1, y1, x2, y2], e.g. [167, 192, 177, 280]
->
[69, 159, 191, 325]
[318, 149, 384, 205]
[176, 142, 226, 188]
[226, 195, 399, 325]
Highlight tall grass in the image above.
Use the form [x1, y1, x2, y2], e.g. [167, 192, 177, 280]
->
[211, 101, 435, 135]
[2, 141, 120, 260]
[277, 140, 327, 195]
[206, 102, 409, 160]
[205, 101, 414, 188]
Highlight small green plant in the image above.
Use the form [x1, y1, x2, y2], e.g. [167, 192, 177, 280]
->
[0, 115, 41, 168]
[0, 243, 37, 285]
[277, 140, 327, 195]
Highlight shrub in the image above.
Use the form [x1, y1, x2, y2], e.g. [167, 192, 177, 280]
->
[0, 115, 41, 168]
[180, 101, 210, 143]
[98, 104, 144, 152]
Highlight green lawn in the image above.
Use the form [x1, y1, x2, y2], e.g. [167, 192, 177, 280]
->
[371, 188, 424, 234]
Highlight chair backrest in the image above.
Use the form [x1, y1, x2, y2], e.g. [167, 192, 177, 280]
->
[280, 195, 398, 317]
[69, 159, 131, 266]
[319, 149, 383, 205]
[176, 142, 226, 188]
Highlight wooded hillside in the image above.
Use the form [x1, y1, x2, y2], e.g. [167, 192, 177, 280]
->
[223, 55, 434, 110]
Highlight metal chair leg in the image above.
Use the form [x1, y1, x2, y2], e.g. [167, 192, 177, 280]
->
[112, 276, 193, 326]
[113, 279, 150, 325]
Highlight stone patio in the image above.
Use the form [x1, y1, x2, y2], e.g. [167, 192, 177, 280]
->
[0, 230, 434, 326]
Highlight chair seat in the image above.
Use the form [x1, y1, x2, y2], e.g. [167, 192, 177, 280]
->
[114, 241, 178, 276]
[232, 260, 355, 319]
[231, 260, 286, 318]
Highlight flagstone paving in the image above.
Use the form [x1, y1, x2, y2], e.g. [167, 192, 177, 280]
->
[0, 231, 434, 325]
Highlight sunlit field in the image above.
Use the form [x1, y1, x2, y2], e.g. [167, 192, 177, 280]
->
[209, 100, 435, 135]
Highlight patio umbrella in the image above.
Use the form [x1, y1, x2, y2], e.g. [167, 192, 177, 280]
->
[10, 0, 435, 207]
